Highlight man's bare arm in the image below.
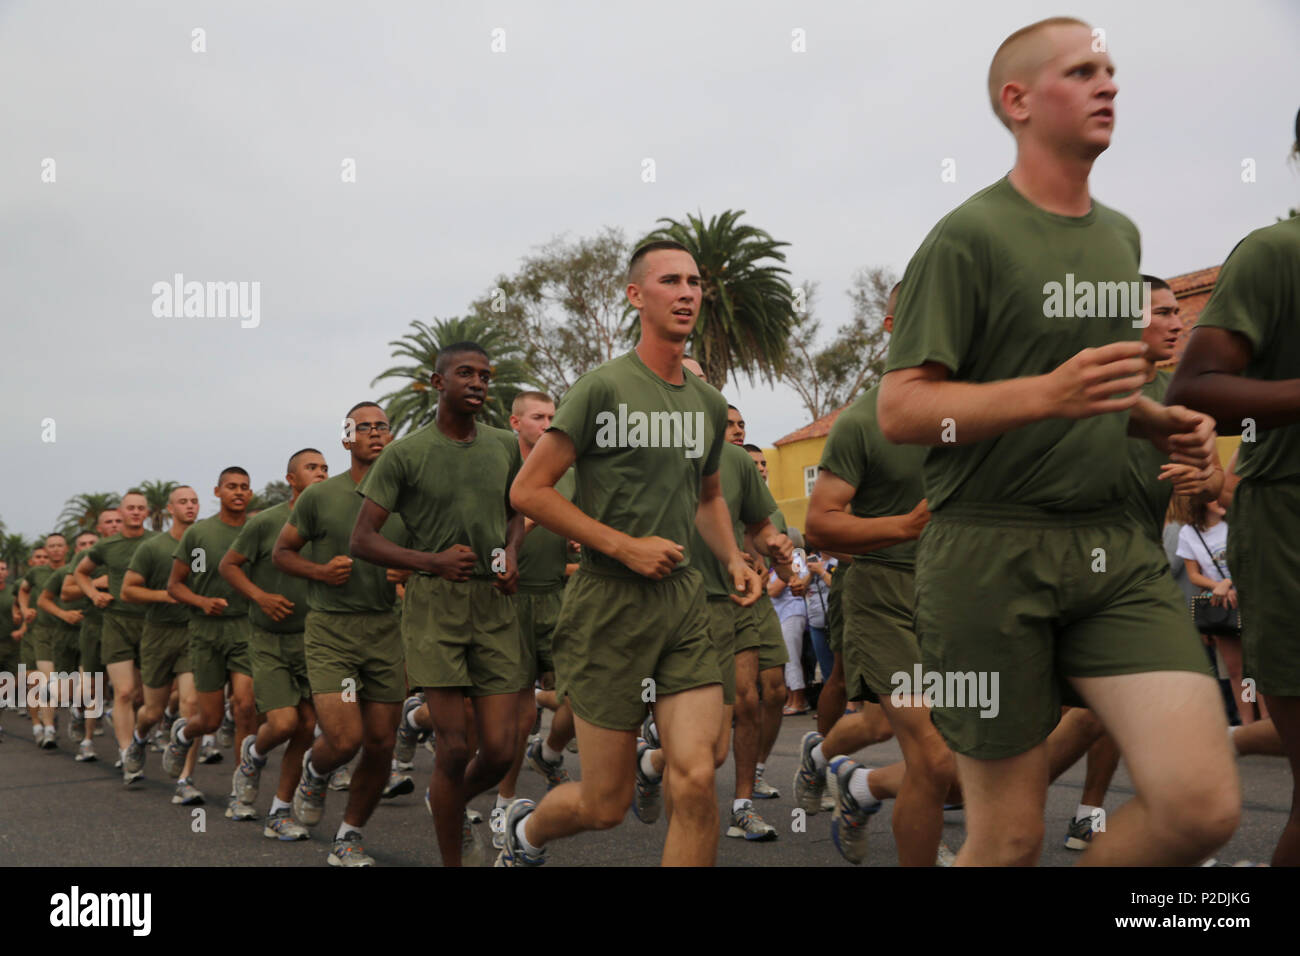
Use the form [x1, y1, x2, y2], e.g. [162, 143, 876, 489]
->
[121, 569, 176, 606]
[805, 470, 927, 555]
[1167, 326, 1300, 432]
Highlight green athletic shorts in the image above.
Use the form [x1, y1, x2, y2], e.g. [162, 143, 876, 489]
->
[827, 563, 847, 657]
[249, 624, 310, 713]
[705, 597, 739, 705]
[1229, 479, 1300, 697]
[841, 560, 917, 706]
[734, 600, 762, 654]
[79, 616, 103, 674]
[101, 613, 145, 668]
[188, 615, 251, 694]
[53, 625, 81, 673]
[29, 621, 55, 663]
[753, 595, 788, 671]
[553, 567, 720, 731]
[303, 610, 405, 703]
[516, 586, 563, 685]
[140, 621, 191, 689]
[403, 575, 528, 697]
[0, 635, 19, 675]
[914, 503, 1212, 760]
[20, 630, 37, 671]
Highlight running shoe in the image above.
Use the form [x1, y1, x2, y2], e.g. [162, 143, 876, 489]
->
[525, 736, 571, 790]
[293, 751, 329, 827]
[465, 807, 483, 824]
[565, 737, 578, 754]
[264, 807, 309, 841]
[936, 842, 957, 867]
[162, 719, 193, 778]
[382, 771, 415, 799]
[75, 739, 97, 763]
[1064, 813, 1099, 851]
[726, 803, 779, 841]
[793, 730, 826, 813]
[232, 735, 262, 806]
[217, 708, 235, 749]
[198, 739, 223, 764]
[423, 732, 437, 756]
[826, 756, 881, 865]
[495, 798, 545, 867]
[462, 810, 487, 867]
[122, 735, 147, 776]
[752, 766, 780, 799]
[172, 779, 205, 806]
[225, 796, 257, 821]
[632, 737, 662, 824]
[641, 711, 661, 750]
[40, 725, 57, 749]
[328, 764, 352, 791]
[149, 723, 167, 753]
[394, 695, 426, 769]
[69, 707, 84, 742]
[329, 830, 374, 867]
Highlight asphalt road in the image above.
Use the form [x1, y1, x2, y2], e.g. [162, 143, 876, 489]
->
[0, 704, 1290, 867]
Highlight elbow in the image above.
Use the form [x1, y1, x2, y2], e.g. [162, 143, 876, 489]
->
[876, 382, 909, 444]
[804, 512, 827, 551]
[509, 481, 533, 518]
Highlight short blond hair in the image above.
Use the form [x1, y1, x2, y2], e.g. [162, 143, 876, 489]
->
[512, 390, 554, 416]
[988, 17, 1091, 130]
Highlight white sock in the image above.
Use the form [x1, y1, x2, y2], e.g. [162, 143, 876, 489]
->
[270, 797, 291, 814]
[810, 743, 828, 771]
[390, 758, 399, 771]
[202, 734, 215, 746]
[541, 741, 563, 763]
[307, 760, 328, 780]
[515, 817, 543, 855]
[176, 727, 190, 745]
[1075, 803, 1100, 823]
[1227, 725, 1240, 754]
[133, 730, 147, 744]
[249, 743, 266, 764]
[848, 768, 881, 806]
[640, 748, 661, 781]
[336, 822, 361, 841]
[496, 793, 511, 810]
[732, 798, 752, 813]
[164, 706, 176, 720]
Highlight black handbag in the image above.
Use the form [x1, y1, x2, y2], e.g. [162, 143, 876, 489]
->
[1189, 527, 1241, 636]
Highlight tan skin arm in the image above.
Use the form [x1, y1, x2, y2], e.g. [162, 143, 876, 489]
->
[121, 568, 177, 606]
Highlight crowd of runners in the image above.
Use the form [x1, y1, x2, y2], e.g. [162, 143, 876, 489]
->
[3, 17, 1299, 867]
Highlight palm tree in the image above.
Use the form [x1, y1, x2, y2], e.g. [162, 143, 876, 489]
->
[56, 492, 122, 536]
[0, 533, 38, 573]
[633, 210, 798, 390]
[372, 315, 537, 435]
[247, 480, 291, 513]
[137, 479, 180, 531]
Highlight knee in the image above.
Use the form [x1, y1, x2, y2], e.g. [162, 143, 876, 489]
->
[734, 685, 759, 720]
[580, 787, 634, 830]
[760, 675, 785, 701]
[231, 697, 257, 726]
[913, 738, 957, 792]
[266, 711, 297, 738]
[435, 736, 471, 770]
[981, 821, 1044, 866]
[479, 739, 517, 778]
[667, 759, 716, 811]
[1150, 779, 1241, 855]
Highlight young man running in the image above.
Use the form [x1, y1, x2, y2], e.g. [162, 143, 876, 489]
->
[273, 403, 409, 867]
[1166, 107, 1300, 865]
[74, 509, 123, 748]
[16, 545, 50, 741]
[876, 17, 1237, 865]
[502, 240, 763, 867]
[20, 534, 67, 746]
[40, 531, 99, 758]
[163, 469, 258, 821]
[352, 344, 527, 867]
[123, 485, 204, 803]
[222, 449, 328, 839]
[74, 492, 155, 780]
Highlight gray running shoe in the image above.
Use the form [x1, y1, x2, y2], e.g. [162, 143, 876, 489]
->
[394, 695, 426, 769]
[225, 796, 257, 821]
[217, 708, 235, 749]
[936, 842, 957, 867]
[123, 736, 147, 776]
[328, 764, 353, 791]
[198, 739, 223, 764]
[293, 751, 329, 827]
[641, 712, 660, 750]
[632, 738, 662, 824]
[329, 830, 374, 867]
[826, 756, 881, 865]
[232, 735, 262, 806]
[93, 724, 105, 737]
[1064, 814, 1098, 851]
[752, 767, 780, 799]
[423, 733, 437, 756]
[40, 725, 58, 750]
[382, 771, 415, 799]
[726, 803, 779, 841]
[793, 731, 827, 813]
[495, 798, 546, 867]
[162, 719, 193, 778]
[264, 807, 309, 841]
[465, 807, 483, 824]
[525, 736, 571, 790]
[149, 724, 167, 753]
[172, 779, 205, 805]
[462, 810, 488, 867]
[69, 708, 85, 742]
[75, 739, 97, 762]
[565, 737, 578, 754]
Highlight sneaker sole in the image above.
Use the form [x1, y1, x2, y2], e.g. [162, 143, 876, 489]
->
[172, 795, 205, 806]
[382, 778, 415, 799]
[327, 854, 373, 867]
[725, 826, 778, 841]
[265, 827, 309, 841]
[1063, 836, 1090, 850]
[825, 766, 867, 865]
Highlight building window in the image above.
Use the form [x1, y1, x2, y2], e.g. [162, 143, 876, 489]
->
[804, 465, 818, 497]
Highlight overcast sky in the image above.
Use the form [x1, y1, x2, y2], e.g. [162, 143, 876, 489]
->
[3, 0, 1297, 538]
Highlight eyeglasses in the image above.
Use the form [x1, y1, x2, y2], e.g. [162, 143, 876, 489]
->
[353, 423, 391, 435]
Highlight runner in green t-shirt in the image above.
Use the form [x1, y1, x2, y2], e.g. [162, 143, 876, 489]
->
[74, 491, 156, 778]
[353, 344, 525, 867]
[221, 449, 328, 839]
[0, 563, 19, 744]
[1167, 116, 1300, 864]
[876, 18, 1235, 867]
[20, 533, 67, 747]
[38, 533, 99, 760]
[272, 402, 410, 868]
[70, 508, 121, 751]
[499, 241, 763, 868]
[122, 484, 204, 803]
[162, 469, 257, 806]
[15, 544, 50, 743]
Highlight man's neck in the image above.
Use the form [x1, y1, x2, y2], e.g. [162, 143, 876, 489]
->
[519, 437, 535, 461]
[635, 335, 686, 385]
[436, 404, 477, 442]
[217, 509, 246, 528]
[1008, 139, 1096, 217]
[169, 522, 191, 542]
[348, 459, 371, 485]
[122, 525, 145, 539]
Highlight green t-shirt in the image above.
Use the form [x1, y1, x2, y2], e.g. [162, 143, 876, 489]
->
[173, 516, 249, 618]
[85, 532, 156, 617]
[229, 501, 308, 634]
[886, 176, 1144, 513]
[518, 468, 576, 591]
[690, 441, 777, 598]
[126, 531, 190, 626]
[549, 350, 728, 579]
[818, 384, 927, 570]
[0, 581, 16, 635]
[1121, 371, 1174, 543]
[770, 508, 787, 535]
[358, 422, 523, 579]
[23, 565, 62, 627]
[289, 471, 408, 613]
[42, 549, 95, 630]
[1193, 216, 1300, 481]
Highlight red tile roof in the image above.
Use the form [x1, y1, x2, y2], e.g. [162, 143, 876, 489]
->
[773, 403, 850, 446]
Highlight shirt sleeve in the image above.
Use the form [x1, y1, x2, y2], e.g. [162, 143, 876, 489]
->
[549, 372, 607, 456]
[702, 396, 727, 477]
[357, 447, 404, 513]
[289, 488, 317, 541]
[819, 410, 868, 489]
[1194, 228, 1279, 355]
[886, 217, 983, 375]
[172, 528, 193, 564]
[1175, 526, 1198, 563]
[229, 516, 259, 561]
[84, 542, 106, 571]
[739, 453, 778, 526]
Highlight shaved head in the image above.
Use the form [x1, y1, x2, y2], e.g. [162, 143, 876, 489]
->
[988, 17, 1091, 130]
